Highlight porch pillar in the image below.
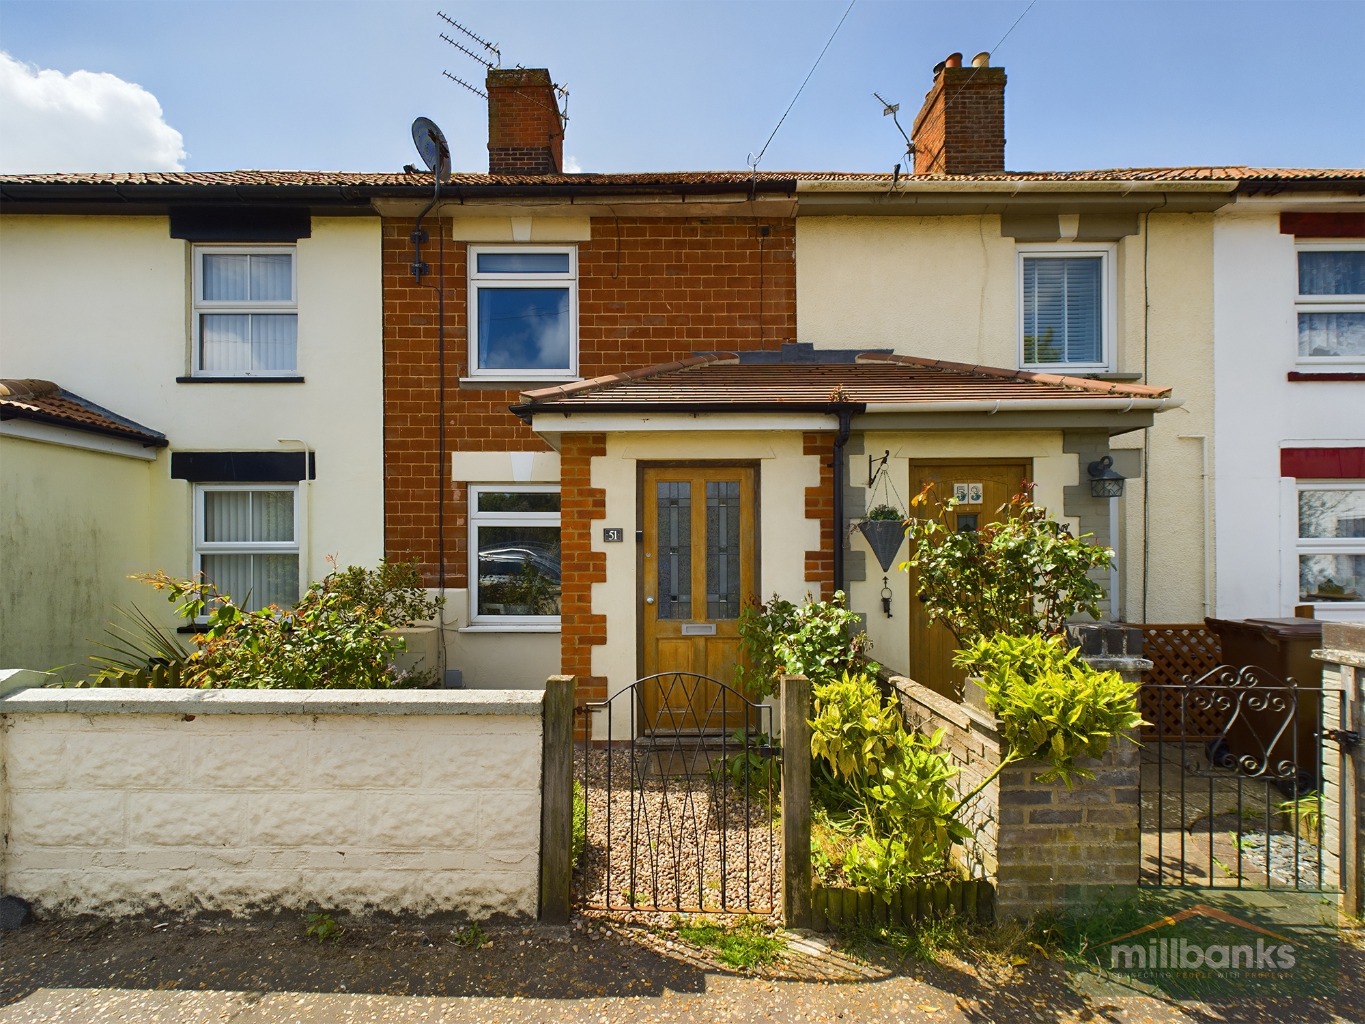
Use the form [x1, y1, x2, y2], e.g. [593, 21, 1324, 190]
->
[781, 674, 812, 928]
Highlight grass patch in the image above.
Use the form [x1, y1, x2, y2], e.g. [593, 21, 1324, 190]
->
[674, 916, 786, 970]
[846, 914, 1049, 969]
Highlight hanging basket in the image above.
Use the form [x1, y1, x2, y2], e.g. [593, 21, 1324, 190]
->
[856, 519, 906, 573]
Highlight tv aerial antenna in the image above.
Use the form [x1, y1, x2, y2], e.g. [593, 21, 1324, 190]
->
[873, 92, 914, 187]
[438, 11, 499, 98]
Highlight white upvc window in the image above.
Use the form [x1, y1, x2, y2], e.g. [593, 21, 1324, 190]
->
[194, 484, 301, 611]
[468, 485, 561, 627]
[1296, 242, 1365, 365]
[192, 246, 298, 376]
[1295, 482, 1365, 610]
[1018, 245, 1116, 372]
[467, 246, 577, 378]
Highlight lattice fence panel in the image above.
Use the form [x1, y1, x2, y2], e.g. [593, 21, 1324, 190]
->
[1138, 623, 1226, 740]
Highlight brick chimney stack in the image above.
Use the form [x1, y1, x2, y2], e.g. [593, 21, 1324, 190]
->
[486, 68, 564, 175]
[911, 52, 1006, 175]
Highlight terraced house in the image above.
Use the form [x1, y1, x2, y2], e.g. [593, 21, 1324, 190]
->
[2, 58, 1360, 722]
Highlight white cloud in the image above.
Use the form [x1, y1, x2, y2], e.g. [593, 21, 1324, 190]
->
[563, 154, 583, 174]
[0, 52, 186, 172]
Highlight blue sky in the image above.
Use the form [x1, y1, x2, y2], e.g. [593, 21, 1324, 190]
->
[1, 0, 1362, 175]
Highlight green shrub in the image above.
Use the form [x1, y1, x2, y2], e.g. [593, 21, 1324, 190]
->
[809, 671, 967, 895]
[736, 592, 873, 699]
[101, 566, 431, 689]
[955, 633, 1145, 787]
[903, 485, 1112, 644]
[864, 503, 904, 522]
[322, 559, 444, 625]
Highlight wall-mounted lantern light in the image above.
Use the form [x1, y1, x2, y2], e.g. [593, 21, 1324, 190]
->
[1088, 455, 1125, 498]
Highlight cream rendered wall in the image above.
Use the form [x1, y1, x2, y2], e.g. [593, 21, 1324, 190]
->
[0, 689, 544, 918]
[848, 430, 1077, 674]
[797, 213, 1214, 623]
[1213, 202, 1364, 622]
[0, 438, 157, 674]
[589, 431, 819, 735]
[0, 215, 384, 637]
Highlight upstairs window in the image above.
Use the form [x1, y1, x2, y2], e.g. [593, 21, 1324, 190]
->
[1019, 246, 1113, 372]
[468, 246, 577, 378]
[1297, 243, 1365, 363]
[195, 485, 300, 611]
[193, 247, 297, 375]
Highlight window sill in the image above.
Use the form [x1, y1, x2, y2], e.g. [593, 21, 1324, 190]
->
[177, 376, 306, 384]
[458, 623, 561, 634]
[459, 376, 581, 390]
[1287, 371, 1365, 382]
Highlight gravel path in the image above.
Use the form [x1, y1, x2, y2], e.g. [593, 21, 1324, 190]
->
[576, 746, 778, 916]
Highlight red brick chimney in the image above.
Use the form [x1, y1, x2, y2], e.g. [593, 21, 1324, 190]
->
[486, 68, 564, 175]
[911, 51, 1006, 175]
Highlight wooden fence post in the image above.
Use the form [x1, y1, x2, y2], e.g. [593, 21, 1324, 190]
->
[539, 674, 575, 925]
[781, 674, 812, 929]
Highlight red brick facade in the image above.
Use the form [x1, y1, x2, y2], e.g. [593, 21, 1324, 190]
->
[381, 213, 795, 586]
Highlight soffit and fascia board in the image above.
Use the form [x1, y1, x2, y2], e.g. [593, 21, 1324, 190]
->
[794, 184, 1237, 218]
[518, 405, 1167, 438]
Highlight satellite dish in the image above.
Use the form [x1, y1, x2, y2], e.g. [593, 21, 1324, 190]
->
[411, 117, 451, 179]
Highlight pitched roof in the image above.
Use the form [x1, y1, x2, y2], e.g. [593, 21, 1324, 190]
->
[1, 166, 1360, 193]
[513, 349, 1173, 418]
[0, 379, 168, 447]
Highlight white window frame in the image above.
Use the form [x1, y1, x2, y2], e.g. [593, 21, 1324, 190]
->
[191, 245, 298, 377]
[193, 483, 302, 613]
[1017, 244, 1116, 373]
[467, 245, 578, 380]
[1289, 480, 1365, 613]
[467, 483, 562, 630]
[1295, 241, 1365, 367]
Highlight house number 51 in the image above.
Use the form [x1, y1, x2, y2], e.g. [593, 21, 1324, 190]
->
[602, 528, 624, 543]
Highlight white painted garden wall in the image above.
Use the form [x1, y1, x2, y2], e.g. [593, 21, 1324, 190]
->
[0, 686, 544, 919]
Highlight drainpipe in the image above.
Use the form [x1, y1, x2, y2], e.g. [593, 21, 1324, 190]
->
[831, 406, 856, 594]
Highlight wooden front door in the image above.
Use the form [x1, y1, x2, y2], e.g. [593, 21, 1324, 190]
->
[906, 460, 1031, 698]
[641, 464, 758, 733]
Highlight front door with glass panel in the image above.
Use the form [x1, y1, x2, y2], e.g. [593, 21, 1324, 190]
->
[641, 465, 757, 733]
[906, 461, 1030, 698]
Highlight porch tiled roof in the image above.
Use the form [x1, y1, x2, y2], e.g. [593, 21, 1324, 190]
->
[0, 379, 168, 447]
[515, 352, 1172, 414]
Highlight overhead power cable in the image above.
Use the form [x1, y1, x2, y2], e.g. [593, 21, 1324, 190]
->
[749, 0, 857, 172]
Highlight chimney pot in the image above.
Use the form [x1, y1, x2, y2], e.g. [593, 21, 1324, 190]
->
[945, 52, 963, 68]
[972, 51, 991, 68]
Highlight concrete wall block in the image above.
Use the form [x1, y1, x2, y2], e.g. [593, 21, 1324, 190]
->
[127, 792, 253, 847]
[308, 740, 428, 790]
[9, 790, 124, 846]
[185, 731, 307, 789]
[43, 730, 186, 789]
[366, 792, 482, 849]
[423, 730, 541, 789]
[249, 791, 369, 847]
[478, 791, 542, 849]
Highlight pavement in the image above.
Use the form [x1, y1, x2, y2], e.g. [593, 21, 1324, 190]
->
[0, 913, 1360, 1023]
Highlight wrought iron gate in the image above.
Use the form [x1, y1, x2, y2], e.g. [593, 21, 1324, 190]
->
[1139, 664, 1347, 891]
[577, 672, 779, 914]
